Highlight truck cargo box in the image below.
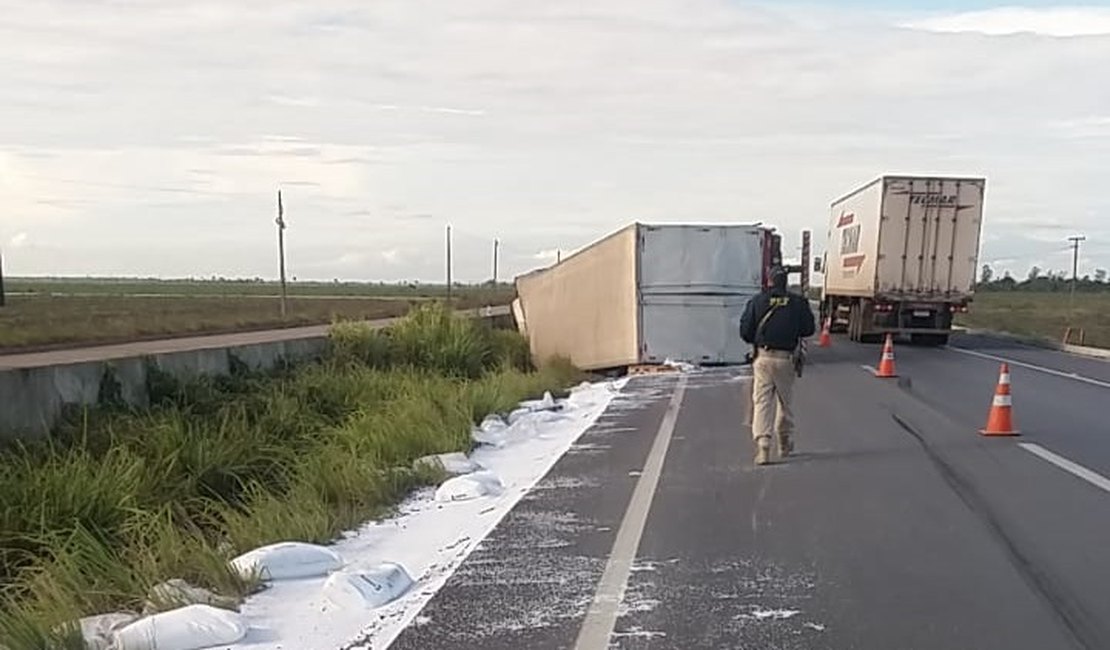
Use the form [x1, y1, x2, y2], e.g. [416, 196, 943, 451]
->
[822, 176, 986, 344]
[825, 176, 985, 301]
[514, 223, 771, 371]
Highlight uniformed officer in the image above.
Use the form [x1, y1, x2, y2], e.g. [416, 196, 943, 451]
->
[739, 267, 816, 465]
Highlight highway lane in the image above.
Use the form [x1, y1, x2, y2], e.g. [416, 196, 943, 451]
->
[905, 335, 1110, 478]
[389, 337, 1110, 649]
[949, 333, 1110, 385]
[382, 377, 679, 650]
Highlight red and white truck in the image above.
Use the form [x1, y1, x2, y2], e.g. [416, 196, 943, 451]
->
[819, 176, 986, 345]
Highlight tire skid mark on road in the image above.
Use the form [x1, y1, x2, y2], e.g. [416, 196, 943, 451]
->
[890, 411, 1098, 650]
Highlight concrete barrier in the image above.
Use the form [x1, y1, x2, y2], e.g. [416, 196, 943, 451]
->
[0, 337, 330, 443]
[0, 306, 511, 443]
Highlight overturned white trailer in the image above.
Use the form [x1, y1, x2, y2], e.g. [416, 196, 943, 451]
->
[514, 223, 782, 371]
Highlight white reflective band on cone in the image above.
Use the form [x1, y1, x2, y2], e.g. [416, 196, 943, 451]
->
[1000, 373, 1011, 384]
[993, 395, 1013, 407]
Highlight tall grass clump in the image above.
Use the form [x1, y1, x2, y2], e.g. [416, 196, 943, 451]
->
[0, 304, 579, 648]
[329, 302, 534, 377]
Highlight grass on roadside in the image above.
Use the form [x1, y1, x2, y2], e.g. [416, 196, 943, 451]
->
[0, 288, 511, 351]
[959, 292, 1110, 349]
[0, 303, 578, 648]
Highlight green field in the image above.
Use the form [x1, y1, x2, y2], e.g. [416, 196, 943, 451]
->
[0, 279, 513, 351]
[6, 277, 494, 299]
[959, 292, 1110, 349]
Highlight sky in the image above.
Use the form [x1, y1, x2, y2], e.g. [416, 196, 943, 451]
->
[1, 1, 1109, 283]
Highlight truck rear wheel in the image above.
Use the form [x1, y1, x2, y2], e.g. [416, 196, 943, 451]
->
[851, 302, 882, 344]
[827, 301, 848, 334]
[848, 304, 860, 342]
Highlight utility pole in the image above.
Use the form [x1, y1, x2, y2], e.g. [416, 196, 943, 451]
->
[276, 190, 288, 318]
[0, 248, 6, 308]
[492, 238, 500, 285]
[446, 225, 453, 303]
[1068, 234, 1086, 322]
[556, 249, 562, 264]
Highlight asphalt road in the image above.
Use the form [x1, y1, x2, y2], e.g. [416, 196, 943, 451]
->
[389, 334, 1110, 650]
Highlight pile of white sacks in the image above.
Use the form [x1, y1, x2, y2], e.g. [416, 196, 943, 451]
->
[76, 390, 571, 650]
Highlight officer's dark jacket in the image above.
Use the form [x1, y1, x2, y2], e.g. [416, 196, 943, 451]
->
[739, 289, 816, 351]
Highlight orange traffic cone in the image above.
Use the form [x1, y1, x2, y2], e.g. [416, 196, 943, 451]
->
[873, 334, 898, 378]
[981, 363, 1019, 436]
[818, 318, 832, 348]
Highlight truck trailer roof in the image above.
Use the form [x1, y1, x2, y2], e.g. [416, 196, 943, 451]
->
[831, 175, 987, 207]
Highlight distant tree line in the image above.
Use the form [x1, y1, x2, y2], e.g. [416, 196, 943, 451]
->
[978, 264, 1110, 292]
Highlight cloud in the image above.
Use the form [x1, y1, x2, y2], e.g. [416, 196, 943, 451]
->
[217, 145, 324, 158]
[1049, 116, 1110, 139]
[267, 94, 321, 107]
[987, 217, 1070, 231]
[418, 106, 486, 116]
[906, 7, 1110, 37]
[9, 232, 29, 248]
[370, 104, 486, 116]
[1, 0, 1108, 280]
[335, 250, 370, 266]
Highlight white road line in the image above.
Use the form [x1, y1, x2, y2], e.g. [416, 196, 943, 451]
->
[574, 375, 688, 650]
[1019, 443, 1110, 494]
[861, 364, 877, 375]
[945, 346, 1110, 390]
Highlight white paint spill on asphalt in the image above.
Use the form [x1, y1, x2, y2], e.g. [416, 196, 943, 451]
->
[532, 476, 598, 491]
[575, 376, 689, 650]
[746, 607, 802, 621]
[611, 627, 667, 640]
[221, 380, 624, 650]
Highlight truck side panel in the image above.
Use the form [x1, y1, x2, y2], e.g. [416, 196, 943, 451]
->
[878, 177, 985, 300]
[638, 224, 765, 294]
[514, 226, 640, 371]
[639, 293, 754, 365]
[824, 180, 884, 298]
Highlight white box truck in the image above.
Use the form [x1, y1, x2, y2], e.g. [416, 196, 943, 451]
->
[514, 223, 784, 371]
[819, 176, 986, 345]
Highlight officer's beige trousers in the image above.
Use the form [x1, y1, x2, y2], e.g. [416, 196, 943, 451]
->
[750, 350, 795, 443]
